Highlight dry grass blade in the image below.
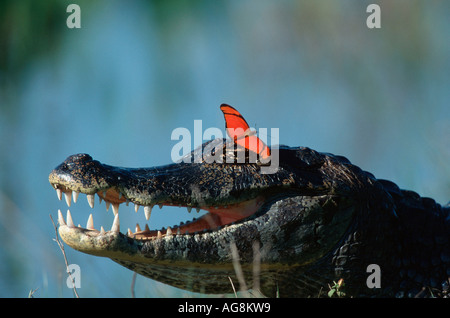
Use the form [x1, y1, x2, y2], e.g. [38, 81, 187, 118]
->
[131, 272, 137, 298]
[228, 276, 238, 298]
[252, 241, 261, 295]
[230, 242, 251, 297]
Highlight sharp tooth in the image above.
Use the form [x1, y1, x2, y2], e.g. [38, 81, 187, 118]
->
[127, 228, 133, 237]
[73, 191, 79, 203]
[158, 204, 163, 209]
[166, 227, 172, 236]
[126, 199, 130, 206]
[144, 206, 152, 220]
[66, 210, 75, 228]
[118, 192, 122, 200]
[103, 191, 107, 197]
[144, 224, 150, 232]
[157, 230, 162, 238]
[135, 223, 141, 232]
[196, 207, 200, 213]
[56, 189, 62, 201]
[86, 214, 94, 229]
[57, 209, 66, 226]
[98, 195, 103, 204]
[187, 206, 192, 213]
[105, 201, 110, 211]
[112, 203, 119, 216]
[100, 226, 105, 234]
[135, 204, 140, 213]
[87, 194, 95, 208]
[64, 191, 72, 207]
[111, 214, 120, 232]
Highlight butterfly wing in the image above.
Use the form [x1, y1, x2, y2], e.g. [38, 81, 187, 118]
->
[220, 104, 251, 141]
[220, 104, 271, 160]
[237, 135, 271, 160]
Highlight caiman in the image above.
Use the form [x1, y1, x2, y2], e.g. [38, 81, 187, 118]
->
[48, 123, 450, 298]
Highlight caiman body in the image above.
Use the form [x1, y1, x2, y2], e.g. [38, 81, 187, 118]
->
[49, 138, 450, 297]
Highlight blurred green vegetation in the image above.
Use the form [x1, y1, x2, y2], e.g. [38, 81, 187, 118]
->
[0, 1, 77, 79]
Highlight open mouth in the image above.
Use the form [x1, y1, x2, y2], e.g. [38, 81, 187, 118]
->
[52, 185, 265, 240]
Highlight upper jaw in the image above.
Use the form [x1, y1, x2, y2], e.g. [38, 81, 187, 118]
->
[49, 152, 272, 244]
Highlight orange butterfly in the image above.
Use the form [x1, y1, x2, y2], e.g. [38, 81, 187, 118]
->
[220, 104, 271, 160]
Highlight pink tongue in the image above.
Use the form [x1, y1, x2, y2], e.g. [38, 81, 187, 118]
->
[205, 196, 265, 224]
[176, 196, 265, 234]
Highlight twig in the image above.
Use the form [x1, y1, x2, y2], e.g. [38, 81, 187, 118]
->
[28, 288, 39, 298]
[49, 214, 80, 298]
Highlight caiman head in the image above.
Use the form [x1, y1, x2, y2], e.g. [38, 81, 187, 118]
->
[48, 138, 397, 297]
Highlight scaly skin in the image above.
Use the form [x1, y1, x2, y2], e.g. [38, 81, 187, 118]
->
[49, 139, 450, 297]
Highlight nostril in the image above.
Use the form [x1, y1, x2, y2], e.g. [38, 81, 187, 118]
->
[61, 153, 94, 169]
[72, 153, 93, 161]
